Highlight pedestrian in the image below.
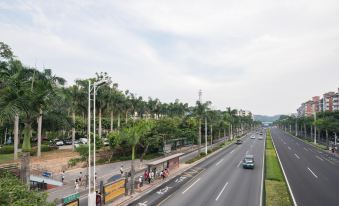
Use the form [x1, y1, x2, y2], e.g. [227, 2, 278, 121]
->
[144, 170, 148, 184]
[160, 170, 164, 180]
[139, 176, 143, 188]
[149, 171, 153, 183]
[61, 171, 65, 183]
[96, 191, 102, 206]
[79, 172, 83, 184]
[120, 165, 124, 175]
[75, 179, 79, 193]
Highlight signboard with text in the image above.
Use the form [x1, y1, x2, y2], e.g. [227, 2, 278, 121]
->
[104, 179, 125, 204]
[62, 193, 80, 206]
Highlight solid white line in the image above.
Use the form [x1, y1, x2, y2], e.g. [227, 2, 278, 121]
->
[316, 156, 324, 161]
[216, 158, 224, 166]
[230, 149, 235, 154]
[215, 181, 229, 201]
[307, 167, 318, 179]
[288, 146, 291, 150]
[271, 131, 298, 206]
[237, 160, 242, 167]
[182, 178, 200, 194]
[246, 150, 249, 154]
[294, 154, 300, 159]
[304, 147, 309, 151]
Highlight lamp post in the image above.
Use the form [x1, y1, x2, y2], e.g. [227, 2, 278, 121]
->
[88, 78, 111, 206]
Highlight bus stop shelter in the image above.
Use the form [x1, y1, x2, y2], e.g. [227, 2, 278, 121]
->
[146, 153, 184, 174]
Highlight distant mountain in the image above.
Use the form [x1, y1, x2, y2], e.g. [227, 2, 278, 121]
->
[254, 115, 281, 122]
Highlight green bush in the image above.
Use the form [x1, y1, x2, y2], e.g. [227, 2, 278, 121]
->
[0, 145, 14, 154]
[68, 158, 81, 167]
[41, 144, 58, 152]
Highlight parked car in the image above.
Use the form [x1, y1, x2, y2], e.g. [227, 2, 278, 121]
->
[242, 155, 255, 169]
[55, 140, 64, 146]
[79, 138, 88, 144]
[236, 139, 243, 144]
[64, 139, 73, 145]
[103, 138, 109, 146]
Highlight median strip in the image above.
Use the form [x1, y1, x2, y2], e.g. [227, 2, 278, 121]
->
[264, 129, 293, 206]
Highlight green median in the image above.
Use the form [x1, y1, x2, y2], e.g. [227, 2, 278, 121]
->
[265, 129, 292, 206]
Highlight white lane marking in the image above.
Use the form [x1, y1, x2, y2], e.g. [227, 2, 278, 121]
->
[138, 201, 148, 206]
[307, 167, 318, 179]
[304, 147, 309, 151]
[288, 146, 291, 150]
[237, 160, 242, 167]
[182, 178, 201, 194]
[230, 149, 235, 154]
[215, 181, 229, 201]
[316, 156, 324, 161]
[283, 142, 286, 145]
[246, 150, 249, 154]
[216, 158, 224, 166]
[294, 154, 300, 159]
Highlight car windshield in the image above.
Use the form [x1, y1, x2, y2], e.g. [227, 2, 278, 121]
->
[245, 158, 253, 163]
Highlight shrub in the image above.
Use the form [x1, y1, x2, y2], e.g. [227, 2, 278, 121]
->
[68, 158, 81, 167]
[0, 145, 14, 154]
[41, 144, 58, 152]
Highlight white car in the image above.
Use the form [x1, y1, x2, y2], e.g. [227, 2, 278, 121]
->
[258, 136, 263, 140]
[55, 140, 64, 146]
[79, 138, 88, 144]
[250, 135, 256, 139]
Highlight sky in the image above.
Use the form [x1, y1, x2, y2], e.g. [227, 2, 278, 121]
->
[1, 0, 339, 116]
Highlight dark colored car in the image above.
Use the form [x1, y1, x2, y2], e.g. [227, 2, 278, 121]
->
[236, 139, 242, 144]
[64, 139, 72, 145]
[242, 155, 255, 169]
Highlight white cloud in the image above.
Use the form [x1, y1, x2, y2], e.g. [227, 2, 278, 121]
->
[1, 0, 339, 115]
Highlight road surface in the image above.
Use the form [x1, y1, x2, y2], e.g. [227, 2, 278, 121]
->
[129, 131, 265, 206]
[271, 128, 339, 206]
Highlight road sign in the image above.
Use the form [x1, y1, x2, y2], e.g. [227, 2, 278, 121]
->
[62, 193, 80, 205]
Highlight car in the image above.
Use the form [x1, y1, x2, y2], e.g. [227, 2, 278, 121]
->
[242, 155, 255, 169]
[259, 132, 263, 135]
[64, 139, 72, 145]
[79, 138, 88, 144]
[103, 138, 109, 146]
[55, 140, 64, 146]
[236, 139, 242, 144]
[250, 135, 256, 139]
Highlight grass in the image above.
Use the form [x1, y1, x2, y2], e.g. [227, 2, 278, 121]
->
[265, 129, 292, 206]
[0, 153, 13, 164]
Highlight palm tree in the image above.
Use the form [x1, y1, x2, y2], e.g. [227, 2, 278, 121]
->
[120, 119, 154, 194]
[193, 100, 211, 155]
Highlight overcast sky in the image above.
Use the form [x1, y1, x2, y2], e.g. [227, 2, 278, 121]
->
[1, 0, 339, 116]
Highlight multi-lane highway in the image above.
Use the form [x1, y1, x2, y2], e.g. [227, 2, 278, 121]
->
[129, 132, 265, 206]
[271, 128, 339, 206]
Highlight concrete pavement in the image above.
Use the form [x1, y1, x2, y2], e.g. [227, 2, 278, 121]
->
[271, 128, 339, 206]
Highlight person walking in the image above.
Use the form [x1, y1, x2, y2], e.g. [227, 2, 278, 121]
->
[120, 165, 124, 175]
[61, 171, 65, 183]
[75, 179, 79, 193]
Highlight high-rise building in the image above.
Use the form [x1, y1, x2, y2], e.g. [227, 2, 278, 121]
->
[323, 92, 335, 112]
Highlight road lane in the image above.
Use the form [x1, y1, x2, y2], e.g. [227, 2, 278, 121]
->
[159, 132, 265, 206]
[271, 128, 339, 206]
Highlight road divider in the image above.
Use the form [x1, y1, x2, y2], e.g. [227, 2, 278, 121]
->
[264, 129, 293, 206]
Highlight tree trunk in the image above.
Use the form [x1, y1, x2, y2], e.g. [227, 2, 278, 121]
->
[140, 144, 149, 164]
[210, 125, 213, 146]
[22, 122, 32, 152]
[125, 111, 128, 124]
[14, 114, 19, 160]
[20, 152, 30, 189]
[130, 146, 135, 194]
[99, 107, 102, 138]
[230, 124, 233, 140]
[37, 109, 42, 157]
[198, 118, 201, 155]
[72, 111, 76, 151]
[110, 111, 114, 132]
[304, 123, 306, 138]
[118, 112, 121, 129]
[295, 121, 298, 136]
[325, 129, 329, 149]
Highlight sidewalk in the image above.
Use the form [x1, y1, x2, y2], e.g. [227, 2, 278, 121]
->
[47, 138, 227, 203]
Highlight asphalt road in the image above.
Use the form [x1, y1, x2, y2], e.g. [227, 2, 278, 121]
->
[271, 128, 339, 206]
[129, 131, 265, 206]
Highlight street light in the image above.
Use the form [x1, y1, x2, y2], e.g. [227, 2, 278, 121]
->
[88, 77, 111, 206]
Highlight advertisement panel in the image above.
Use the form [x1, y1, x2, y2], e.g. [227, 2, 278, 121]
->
[104, 179, 125, 204]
